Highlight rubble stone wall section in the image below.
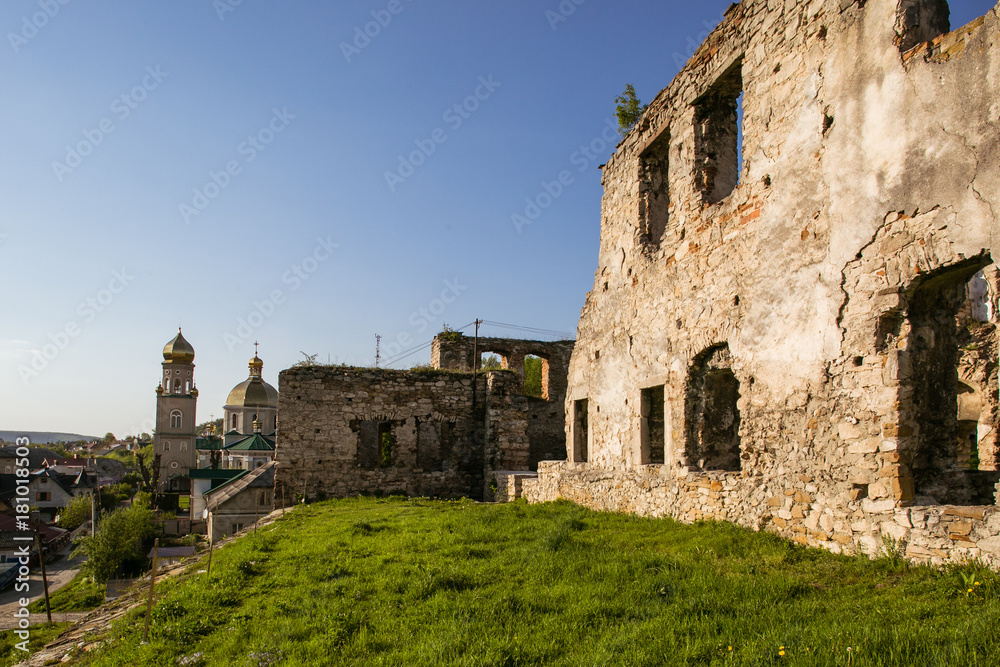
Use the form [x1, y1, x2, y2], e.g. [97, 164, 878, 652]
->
[276, 368, 488, 500]
[276, 367, 534, 502]
[529, 0, 1000, 566]
[432, 335, 575, 469]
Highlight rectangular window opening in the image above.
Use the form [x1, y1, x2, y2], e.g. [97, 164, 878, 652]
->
[573, 399, 589, 463]
[523, 355, 550, 400]
[639, 129, 670, 249]
[694, 60, 743, 204]
[358, 420, 395, 470]
[641, 385, 666, 465]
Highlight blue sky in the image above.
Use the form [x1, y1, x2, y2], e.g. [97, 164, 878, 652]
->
[0, 0, 994, 438]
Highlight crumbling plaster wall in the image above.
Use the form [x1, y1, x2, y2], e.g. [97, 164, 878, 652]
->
[528, 0, 1000, 565]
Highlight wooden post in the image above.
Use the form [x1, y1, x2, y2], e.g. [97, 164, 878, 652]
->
[33, 525, 52, 623]
[143, 538, 159, 642]
[206, 514, 214, 576]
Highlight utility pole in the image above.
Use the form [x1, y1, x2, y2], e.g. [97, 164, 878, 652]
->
[90, 486, 97, 536]
[375, 334, 382, 368]
[471, 319, 483, 411]
[144, 538, 159, 642]
[33, 521, 52, 623]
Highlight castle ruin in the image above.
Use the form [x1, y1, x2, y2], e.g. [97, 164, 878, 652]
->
[525, 0, 1000, 566]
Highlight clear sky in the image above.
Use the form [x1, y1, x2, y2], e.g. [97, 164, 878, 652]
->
[0, 0, 994, 438]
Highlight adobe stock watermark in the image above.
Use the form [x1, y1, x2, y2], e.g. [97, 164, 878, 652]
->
[12, 436, 33, 654]
[213, 0, 246, 21]
[384, 75, 501, 192]
[8, 0, 71, 54]
[511, 117, 618, 234]
[671, 12, 726, 70]
[341, 0, 416, 63]
[545, 0, 586, 31]
[17, 268, 134, 385]
[51, 66, 169, 183]
[223, 236, 340, 351]
[179, 107, 295, 224]
[381, 278, 467, 361]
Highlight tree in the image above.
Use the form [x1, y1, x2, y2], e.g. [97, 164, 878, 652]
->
[615, 83, 648, 136]
[480, 354, 502, 371]
[524, 356, 543, 398]
[72, 502, 157, 582]
[58, 494, 92, 531]
[103, 432, 116, 444]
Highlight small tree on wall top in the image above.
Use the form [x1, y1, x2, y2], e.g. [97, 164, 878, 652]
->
[615, 83, 648, 136]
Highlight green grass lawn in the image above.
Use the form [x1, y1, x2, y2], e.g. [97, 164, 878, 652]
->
[67, 498, 1000, 666]
[27, 570, 106, 614]
[0, 622, 71, 667]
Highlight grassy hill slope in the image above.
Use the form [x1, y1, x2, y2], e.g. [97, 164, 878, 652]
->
[67, 498, 1000, 666]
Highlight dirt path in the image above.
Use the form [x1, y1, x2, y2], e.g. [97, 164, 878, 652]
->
[0, 547, 82, 629]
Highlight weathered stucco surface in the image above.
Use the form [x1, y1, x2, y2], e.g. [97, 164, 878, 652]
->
[527, 0, 1000, 566]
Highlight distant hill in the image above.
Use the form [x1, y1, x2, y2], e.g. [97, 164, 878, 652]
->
[0, 431, 99, 445]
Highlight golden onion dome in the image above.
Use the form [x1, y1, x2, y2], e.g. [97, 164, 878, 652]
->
[249, 355, 263, 370]
[162, 329, 195, 364]
[225, 378, 279, 408]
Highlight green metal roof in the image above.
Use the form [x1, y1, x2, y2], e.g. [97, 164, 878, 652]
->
[196, 437, 225, 451]
[225, 434, 275, 452]
[204, 470, 250, 497]
[189, 468, 243, 480]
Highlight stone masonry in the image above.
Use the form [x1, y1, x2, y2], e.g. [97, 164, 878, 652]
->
[276, 334, 573, 502]
[432, 334, 574, 469]
[525, 0, 1000, 566]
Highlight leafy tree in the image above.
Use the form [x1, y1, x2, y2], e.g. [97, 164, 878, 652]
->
[615, 83, 648, 136]
[103, 432, 116, 443]
[58, 494, 92, 531]
[480, 354, 502, 371]
[524, 356, 543, 398]
[72, 502, 157, 582]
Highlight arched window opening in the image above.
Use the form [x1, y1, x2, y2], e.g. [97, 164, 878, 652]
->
[685, 344, 741, 471]
[170, 410, 183, 429]
[163, 441, 171, 452]
[231, 414, 238, 431]
[905, 257, 1000, 504]
[173, 379, 181, 393]
[180, 441, 188, 452]
[523, 355, 550, 400]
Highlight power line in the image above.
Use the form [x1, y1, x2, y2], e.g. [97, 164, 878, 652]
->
[380, 321, 477, 367]
[379, 320, 574, 368]
[480, 320, 576, 339]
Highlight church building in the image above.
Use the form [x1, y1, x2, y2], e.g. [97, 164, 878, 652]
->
[154, 331, 278, 495]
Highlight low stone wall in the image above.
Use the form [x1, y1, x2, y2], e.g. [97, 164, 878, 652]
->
[487, 471, 538, 503]
[526, 462, 1000, 567]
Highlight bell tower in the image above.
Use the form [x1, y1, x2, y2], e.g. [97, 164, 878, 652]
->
[155, 328, 199, 492]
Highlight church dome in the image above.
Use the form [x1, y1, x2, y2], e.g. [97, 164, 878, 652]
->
[226, 378, 278, 408]
[163, 329, 195, 364]
[226, 351, 278, 408]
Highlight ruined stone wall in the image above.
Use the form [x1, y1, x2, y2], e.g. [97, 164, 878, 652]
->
[528, 0, 1000, 566]
[432, 334, 575, 469]
[276, 366, 534, 502]
[276, 368, 488, 500]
